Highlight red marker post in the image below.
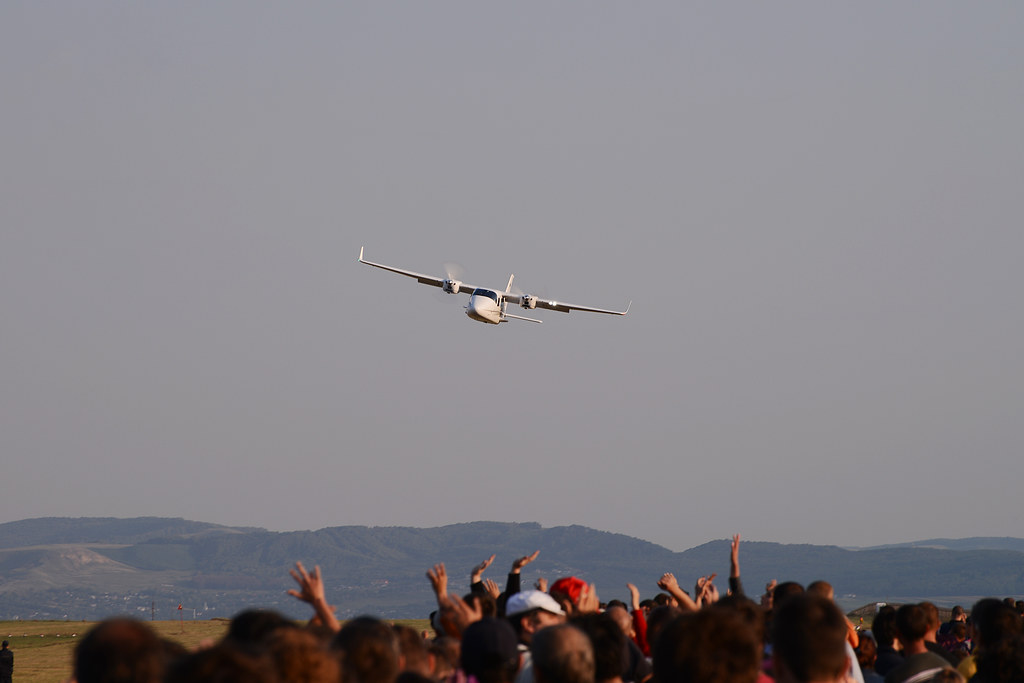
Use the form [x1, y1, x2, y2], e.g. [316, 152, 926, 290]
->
[178, 603, 184, 632]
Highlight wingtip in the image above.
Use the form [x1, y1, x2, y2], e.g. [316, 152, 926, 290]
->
[358, 246, 364, 262]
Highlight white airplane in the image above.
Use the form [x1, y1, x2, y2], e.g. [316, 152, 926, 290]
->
[358, 247, 630, 325]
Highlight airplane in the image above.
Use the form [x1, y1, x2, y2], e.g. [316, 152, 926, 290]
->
[358, 247, 630, 325]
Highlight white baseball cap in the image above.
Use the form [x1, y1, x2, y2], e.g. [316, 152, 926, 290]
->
[505, 590, 565, 617]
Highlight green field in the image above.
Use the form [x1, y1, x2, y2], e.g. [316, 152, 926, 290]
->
[0, 619, 430, 683]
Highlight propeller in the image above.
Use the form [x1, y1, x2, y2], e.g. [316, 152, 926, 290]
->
[442, 262, 465, 282]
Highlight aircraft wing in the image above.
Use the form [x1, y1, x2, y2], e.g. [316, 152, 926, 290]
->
[358, 247, 478, 293]
[505, 292, 631, 316]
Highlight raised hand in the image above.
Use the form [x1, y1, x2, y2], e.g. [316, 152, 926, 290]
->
[697, 575, 719, 606]
[427, 563, 449, 601]
[535, 577, 548, 592]
[695, 573, 717, 599]
[761, 579, 777, 608]
[657, 572, 680, 592]
[512, 550, 540, 573]
[287, 561, 340, 631]
[577, 583, 600, 614]
[483, 578, 501, 599]
[471, 554, 496, 583]
[440, 593, 484, 638]
[626, 583, 641, 612]
[288, 561, 326, 606]
[730, 534, 741, 576]
[658, 572, 698, 611]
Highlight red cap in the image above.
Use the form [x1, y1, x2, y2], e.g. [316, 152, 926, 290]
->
[550, 576, 587, 605]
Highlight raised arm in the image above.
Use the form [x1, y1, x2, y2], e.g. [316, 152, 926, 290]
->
[507, 550, 540, 595]
[728, 534, 746, 597]
[512, 550, 539, 574]
[558, 582, 600, 616]
[427, 563, 449, 605]
[627, 582, 651, 656]
[471, 554, 496, 585]
[470, 554, 496, 593]
[287, 561, 340, 632]
[438, 593, 484, 639]
[761, 579, 777, 609]
[657, 573, 699, 611]
[695, 574, 719, 607]
[627, 583, 642, 612]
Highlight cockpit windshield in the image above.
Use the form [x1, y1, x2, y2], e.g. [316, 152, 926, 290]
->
[471, 288, 499, 303]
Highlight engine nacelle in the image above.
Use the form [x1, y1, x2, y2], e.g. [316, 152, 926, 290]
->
[521, 295, 538, 309]
[441, 279, 462, 294]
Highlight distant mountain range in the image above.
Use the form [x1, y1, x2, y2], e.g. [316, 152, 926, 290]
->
[1, 517, 1022, 620]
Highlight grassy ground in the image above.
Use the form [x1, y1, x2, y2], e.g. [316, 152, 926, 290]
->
[1, 619, 429, 683]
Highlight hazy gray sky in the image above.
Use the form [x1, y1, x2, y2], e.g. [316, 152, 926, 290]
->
[2, 2, 1022, 552]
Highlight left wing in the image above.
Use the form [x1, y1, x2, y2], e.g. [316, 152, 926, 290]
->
[505, 292, 631, 316]
[358, 247, 479, 294]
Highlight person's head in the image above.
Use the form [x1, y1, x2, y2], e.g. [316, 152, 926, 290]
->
[531, 623, 595, 683]
[969, 598, 1023, 650]
[950, 622, 968, 641]
[331, 615, 401, 683]
[652, 592, 676, 608]
[1, 641, 7, 649]
[505, 591, 566, 645]
[74, 618, 167, 683]
[644, 605, 682, 654]
[428, 637, 460, 681]
[604, 604, 635, 640]
[571, 612, 627, 683]
[950, 605, 966, 622]
[894, 604, 930, 648]
[974, 631, 1024, 683]
[460, 618, 520, 683]
[920, 601, 942, 637]
[393, 624, 431, 677]
[714, 595, 767, 646]
[806, 581, 834, 602]
[871, 605, 898, 649]
[166, 642, 277, 683]
[930, 670, 966, 683]
[772, 582, 805, 607]
[265, 627, 340, 683]
[653, 607, 761, 683]
[226, 609, 297, 649]
[550, 577, 587, 611]
[854, 633, 877, 671]
[771, 594, 850, 683]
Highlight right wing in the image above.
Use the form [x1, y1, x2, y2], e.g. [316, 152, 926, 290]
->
[504, 291, 631, 316]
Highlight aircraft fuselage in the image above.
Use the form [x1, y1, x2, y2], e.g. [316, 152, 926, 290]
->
[465, 289, 503, 324]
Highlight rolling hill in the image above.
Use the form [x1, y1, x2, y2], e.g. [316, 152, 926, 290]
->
[1, 518, 1022, 620]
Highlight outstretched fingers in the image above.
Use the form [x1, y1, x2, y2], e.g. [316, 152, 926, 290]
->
[513, 550, 540, 571]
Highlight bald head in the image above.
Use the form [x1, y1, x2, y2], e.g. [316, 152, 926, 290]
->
[605, 605, 634, 639]
[532, 624, 595, 683]
[806, 581, 834, 602]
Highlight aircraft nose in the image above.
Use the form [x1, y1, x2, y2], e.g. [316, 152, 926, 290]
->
[465, 295, 495, 323]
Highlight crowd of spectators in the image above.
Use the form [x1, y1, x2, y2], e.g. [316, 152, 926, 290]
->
[65, 534, 1024, 683]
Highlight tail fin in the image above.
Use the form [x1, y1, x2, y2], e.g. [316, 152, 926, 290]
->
[505, 274, 515, 293]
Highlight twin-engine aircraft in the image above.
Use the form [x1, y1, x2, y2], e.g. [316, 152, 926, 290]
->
[359, 247, 630, 325]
